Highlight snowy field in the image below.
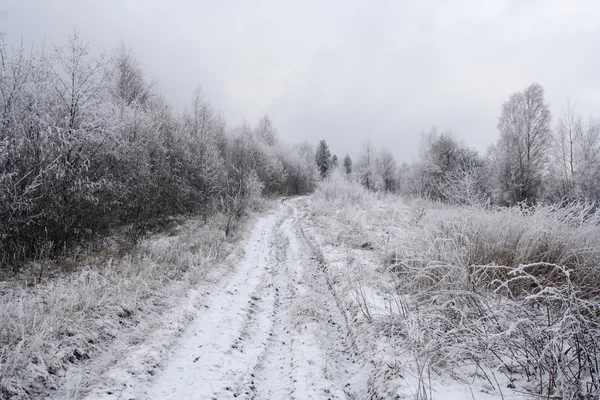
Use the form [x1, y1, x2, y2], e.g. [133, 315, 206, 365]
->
[1, 188, 599, 399]
[306, 173, 600, 400]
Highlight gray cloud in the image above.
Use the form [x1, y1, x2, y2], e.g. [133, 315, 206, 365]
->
[2, 0, 599, 162]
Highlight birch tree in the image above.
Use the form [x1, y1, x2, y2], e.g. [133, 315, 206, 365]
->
[493, 83, 552, 205]
[550, 103, 600, 202]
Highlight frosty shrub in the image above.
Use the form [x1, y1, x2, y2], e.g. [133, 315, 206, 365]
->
[392, 200, 600, 398]
[0, 31, 316, 273]
[313, 168, 371, 205]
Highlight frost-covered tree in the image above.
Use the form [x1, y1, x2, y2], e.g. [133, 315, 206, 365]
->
[331, 154, 338, 169]
[576, 118, 600, 201]
[492, 83, 552, 205]
[554, 103, 579, 199]
[110, 43, 152, 107]
[547, 103, 600, 202]
[178, 87, 228, 214]
[357, 142, 375, 191]
[376, 148, 397, 192]
[414, 128, 483, 202]
[289, 141, 318, 194]
[227, 118, 316, 197]
[343, 154, 352, 175]
[396, 162, 411, 196]
[256, 115, 278, 147]
[315, 139, 332, 179]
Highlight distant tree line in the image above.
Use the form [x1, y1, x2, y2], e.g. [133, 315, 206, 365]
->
[314, 139, 399, 193]
[315, 82, 600, 206]
[0, 31, 317, 271]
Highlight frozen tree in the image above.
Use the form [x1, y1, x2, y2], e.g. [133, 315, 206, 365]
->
[576, 118, 600, 201]
[415, 128, 483, 202]
[315, 139, 332, 179]
[0, 30, 124, 264]
[179, 87, 228, 214]
[396, 162, 410, 196]
[255, 115, 278, 147]
[289, 141, 317, 194]
[110, 43, 153, 107]
[228, 118, 317, 197]
[331, 154, 338, 169]
[357, 142, 375, 191]
[45, 29, 108, 131]
[343, 154, 352, 175]
[548, 103, 600, 202]
[554, 102, 579, 199]
[376, 148, 397, 192]
[492, 83, 552, 205]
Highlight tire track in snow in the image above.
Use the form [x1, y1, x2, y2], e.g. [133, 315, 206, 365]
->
[291, 201, 368, 400]
[145, 199, 369, 400]
[251, 199, 367, 399]
[250, 202, 354, 400]
[145, 209, 280, 400]
[245, 206, 297, 400]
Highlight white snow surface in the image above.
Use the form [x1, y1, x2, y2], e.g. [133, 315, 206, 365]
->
[84, 199, 365, 399]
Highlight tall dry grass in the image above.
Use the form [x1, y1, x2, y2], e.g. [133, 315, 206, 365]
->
[390, 200, 600, 398]
[312, 175, 600, 399]
[0, 210, 255, 398]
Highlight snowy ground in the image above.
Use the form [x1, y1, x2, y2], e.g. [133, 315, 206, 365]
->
[76, 199, 363, 399]
[77, 197, 532, 400]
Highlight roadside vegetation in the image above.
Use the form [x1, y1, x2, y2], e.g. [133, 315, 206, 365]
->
[310, 171, 600, 399]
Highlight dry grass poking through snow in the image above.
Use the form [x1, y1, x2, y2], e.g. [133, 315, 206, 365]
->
[310, 171, 600, 400]
[0, 209, 264, 399]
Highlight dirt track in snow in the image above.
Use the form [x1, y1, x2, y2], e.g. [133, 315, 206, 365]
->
[145, 198, 366, 400]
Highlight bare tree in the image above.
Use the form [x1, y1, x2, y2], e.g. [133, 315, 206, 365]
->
[550, 103, 600, 202]
[111, 43, 152, 107]
[493, 83, 552, 205]
[357, 141, 375, 191]
[552, 102, 580, 199]
[376, 148, 397, 192]
[576, 118, 600, 200]
[45, 28, 107, 132]
[255, 115, 278, 147]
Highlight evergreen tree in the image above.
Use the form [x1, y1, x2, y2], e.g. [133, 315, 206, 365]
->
[343, 154, 352, 175]
[315, 140, 332, 179]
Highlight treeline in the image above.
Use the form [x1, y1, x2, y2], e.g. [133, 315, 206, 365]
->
[316, 83, 600, 206]
[0, 31, 317, 270]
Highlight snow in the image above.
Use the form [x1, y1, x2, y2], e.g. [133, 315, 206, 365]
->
[80, 200, 360, 400]
[78, 197, 535, 400]
[146, 208, 278, 400]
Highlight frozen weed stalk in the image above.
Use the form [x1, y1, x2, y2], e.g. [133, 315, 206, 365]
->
[311, 174, 600, 399]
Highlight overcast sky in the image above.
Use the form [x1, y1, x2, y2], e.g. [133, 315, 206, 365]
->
[1, 0, 599, 163]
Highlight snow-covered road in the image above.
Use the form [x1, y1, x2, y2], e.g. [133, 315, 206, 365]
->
[145, 199, 366, 400]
